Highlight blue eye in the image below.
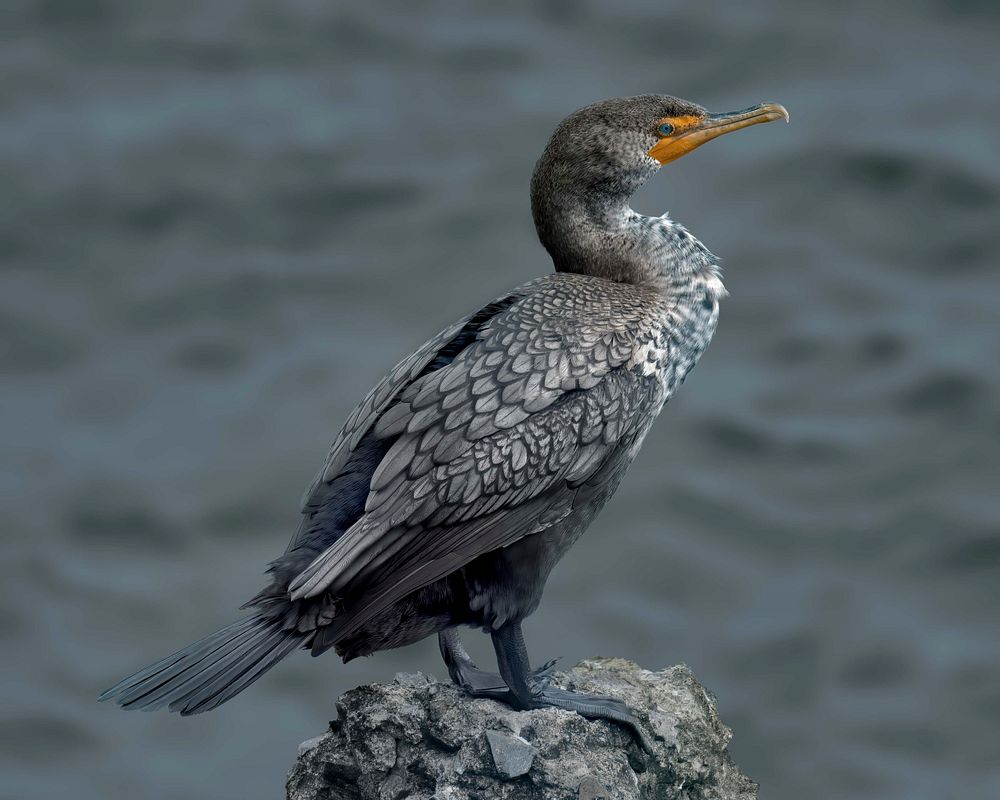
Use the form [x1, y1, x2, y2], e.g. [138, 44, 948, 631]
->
[658, 123, 674, 136]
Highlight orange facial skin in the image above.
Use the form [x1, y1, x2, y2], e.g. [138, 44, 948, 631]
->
[648, 103, 789, 165]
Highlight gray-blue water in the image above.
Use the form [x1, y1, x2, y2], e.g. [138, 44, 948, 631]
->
[2, 1, 998, 798]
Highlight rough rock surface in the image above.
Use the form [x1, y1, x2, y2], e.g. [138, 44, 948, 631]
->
[286, 658, 756, 800]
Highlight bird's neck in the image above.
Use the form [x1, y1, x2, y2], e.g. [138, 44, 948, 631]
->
[530, 159, 720, 289]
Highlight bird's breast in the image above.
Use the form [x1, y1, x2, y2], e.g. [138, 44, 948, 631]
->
[631, 274, 722, 401]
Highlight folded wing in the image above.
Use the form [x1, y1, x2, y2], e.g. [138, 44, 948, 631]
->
[288, 276, 663, 648]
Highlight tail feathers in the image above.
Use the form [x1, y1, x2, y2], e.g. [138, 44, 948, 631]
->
[99, 614, 304, 715]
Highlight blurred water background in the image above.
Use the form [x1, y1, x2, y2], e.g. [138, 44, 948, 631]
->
[2, 1, 999, 798]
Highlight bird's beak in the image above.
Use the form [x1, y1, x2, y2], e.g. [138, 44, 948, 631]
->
[648, 102, 789, 165]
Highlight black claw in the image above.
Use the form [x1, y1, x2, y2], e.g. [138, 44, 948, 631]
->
[528, 658, 560, 692]
[534, 657, 561, 676]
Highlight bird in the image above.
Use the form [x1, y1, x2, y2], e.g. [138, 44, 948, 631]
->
[100, 94, 788, 748]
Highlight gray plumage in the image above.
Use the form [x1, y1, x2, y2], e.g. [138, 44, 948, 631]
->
[102, 94, 786, 734]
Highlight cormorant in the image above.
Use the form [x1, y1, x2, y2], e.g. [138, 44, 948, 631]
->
[101, 95, 788, 747]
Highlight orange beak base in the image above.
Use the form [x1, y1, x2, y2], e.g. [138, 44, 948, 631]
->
[648, 102, 789, 165]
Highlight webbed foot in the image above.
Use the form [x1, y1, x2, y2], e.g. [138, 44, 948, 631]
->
[439, 630, 558, 695]
[529, 685, 654, 753]
[437, 626, 652, 753]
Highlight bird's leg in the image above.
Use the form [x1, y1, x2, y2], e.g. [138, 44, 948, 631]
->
[437, 628, 560, 697]
[438, 628, 506, 693]
[490, 621, 536, 705]
[490, 621, 653, 753]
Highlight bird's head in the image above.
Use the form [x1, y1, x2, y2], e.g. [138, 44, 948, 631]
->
[536, 94, 789, 188]
[531, 94, 789, 281]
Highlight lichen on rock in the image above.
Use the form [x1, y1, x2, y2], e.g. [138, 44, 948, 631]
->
[286, 658, 756, 800]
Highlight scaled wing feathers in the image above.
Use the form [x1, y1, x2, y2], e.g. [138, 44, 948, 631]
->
[288, 276, 664, 637]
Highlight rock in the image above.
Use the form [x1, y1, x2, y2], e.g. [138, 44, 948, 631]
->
[484, 729, 537, 778]
[296, 736, 325, 757]
[286, 658, 757, 800]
